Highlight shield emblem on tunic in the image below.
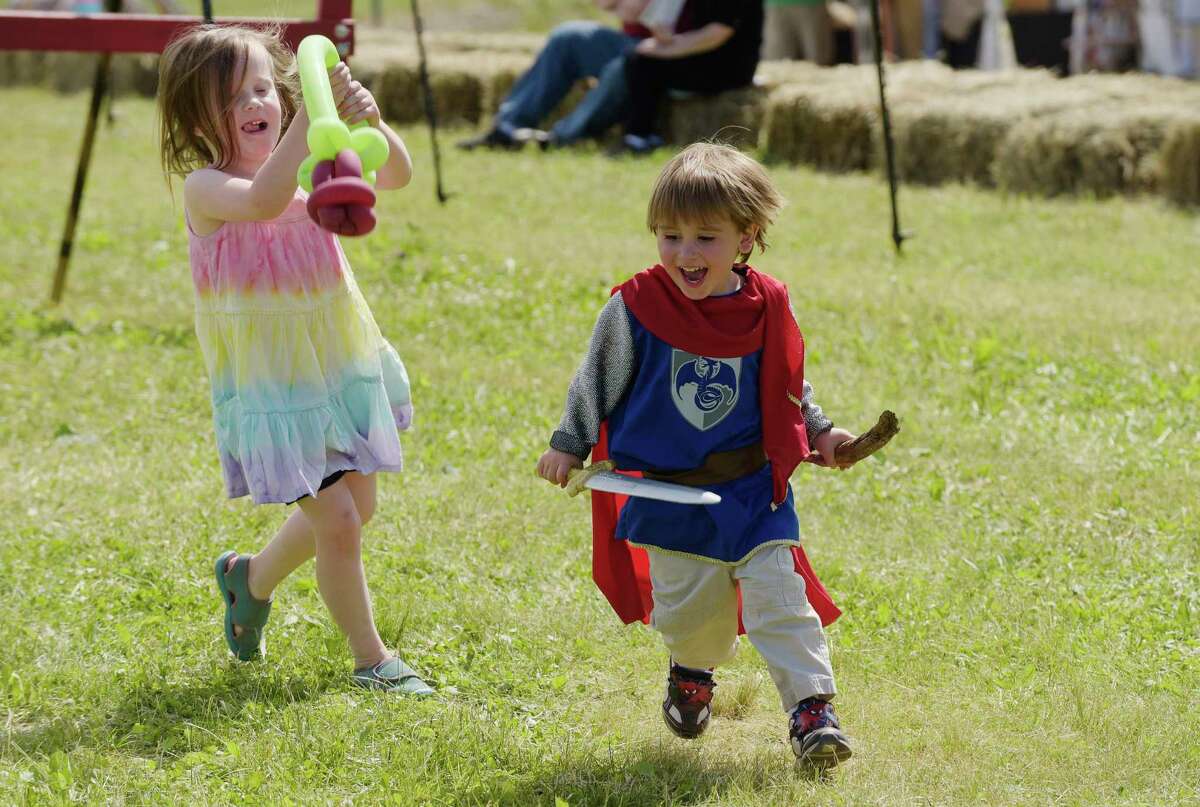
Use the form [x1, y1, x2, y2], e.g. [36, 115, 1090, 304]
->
[670, 351, 741, 431]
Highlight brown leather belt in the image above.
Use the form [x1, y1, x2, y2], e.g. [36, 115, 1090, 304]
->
[643, 444, 768, 487]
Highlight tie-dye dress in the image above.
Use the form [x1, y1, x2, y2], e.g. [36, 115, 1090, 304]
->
[188, 192, 412, 504]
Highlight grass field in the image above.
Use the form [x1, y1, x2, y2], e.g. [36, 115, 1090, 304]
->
[0, 85, 1198, 805]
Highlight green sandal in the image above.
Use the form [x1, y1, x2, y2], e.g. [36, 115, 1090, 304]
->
[214, 551, 272, 661]
[352, 657, 435, 695]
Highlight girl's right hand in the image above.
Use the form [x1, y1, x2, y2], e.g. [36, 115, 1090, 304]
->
[537, 448, 583, 488]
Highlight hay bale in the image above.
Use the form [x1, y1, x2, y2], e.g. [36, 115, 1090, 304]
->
[422, 31, 545, 56]
[2, 51, 49, 87]
[356, 29, 544, 60]
[993, 107, 1178, 198]
[0, 51, 159, 96]
[1161, 119, 1200, 205]
[761, 83, 876, 171]
[754, 58, 825, 91]
[664, 84, 768, 146]
[0, 52, 18, 87]
[888, 100, 1016, 186]
[373, 53, 487, 126]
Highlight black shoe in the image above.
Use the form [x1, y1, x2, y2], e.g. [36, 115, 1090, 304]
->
[662, 662, 715, 739]
[789, 697, 852, 769]
[456, 128, 522, 151]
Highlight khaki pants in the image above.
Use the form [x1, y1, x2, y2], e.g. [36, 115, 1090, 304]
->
[763, 3, 835, 65]
[647, 543, 837, 712]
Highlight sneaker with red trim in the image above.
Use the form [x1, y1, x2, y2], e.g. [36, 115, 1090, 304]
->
[789, 697, 852, 768]
[662, 663, 716, 739]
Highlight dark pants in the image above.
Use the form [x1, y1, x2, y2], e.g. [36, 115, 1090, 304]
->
[625, 52, 757, 137]
[496, 21, 637, 143]
[942, 19, 982, 69]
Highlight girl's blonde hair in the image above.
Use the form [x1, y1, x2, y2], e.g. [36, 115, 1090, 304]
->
[157, 24, 299, 176]
[646, 142, 785, 262]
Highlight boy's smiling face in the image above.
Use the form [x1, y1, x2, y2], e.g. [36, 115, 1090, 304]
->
[655, 215, 758, 301]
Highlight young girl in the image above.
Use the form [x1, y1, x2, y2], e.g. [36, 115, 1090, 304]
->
[537, 143, 857, 767]
[158, 25, 431, 694]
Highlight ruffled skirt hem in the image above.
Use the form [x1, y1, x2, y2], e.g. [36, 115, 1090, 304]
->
[213, 376, 410, 505]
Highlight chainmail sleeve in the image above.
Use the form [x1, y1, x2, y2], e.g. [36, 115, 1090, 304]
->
[787, 296, 834, 444]
[549, 292, 638, 459]
[799, 379, 833, 444]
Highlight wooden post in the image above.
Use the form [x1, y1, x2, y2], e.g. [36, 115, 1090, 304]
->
[50, 0, 119, 304]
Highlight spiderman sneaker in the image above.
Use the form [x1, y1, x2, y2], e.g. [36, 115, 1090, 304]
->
[662, 663, 716, 739]
[789, 697, 852, 768]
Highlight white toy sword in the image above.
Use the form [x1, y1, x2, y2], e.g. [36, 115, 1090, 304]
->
[562, 410, 901, 505]
[565, 461, 721, 505]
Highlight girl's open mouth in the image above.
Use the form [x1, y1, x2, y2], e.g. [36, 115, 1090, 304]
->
[680, 266, 708, 286]
[241, 120, 269, 134]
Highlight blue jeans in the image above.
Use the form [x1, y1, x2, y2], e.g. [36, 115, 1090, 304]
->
[922, 0, 941, 58]
[495, 21, 636, 144]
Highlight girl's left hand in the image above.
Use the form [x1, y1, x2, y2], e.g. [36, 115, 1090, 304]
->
[329, 62, 381, 127]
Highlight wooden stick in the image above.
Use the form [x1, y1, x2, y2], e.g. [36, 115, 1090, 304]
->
[834, 410, 900, 465]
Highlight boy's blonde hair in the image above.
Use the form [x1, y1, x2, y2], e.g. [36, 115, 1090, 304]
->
[157, 24, 299, 176]
[646, 142, 784, 262]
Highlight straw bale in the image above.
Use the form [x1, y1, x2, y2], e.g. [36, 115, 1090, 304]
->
[422, 31, 545, 56]
[761, 82, 876, 171]
[664, 85, 768, 147]
[373, 52, 489, 126]
[889, 99, 1016, 186]
[754, 58, 825, 91]
[1, 51, 49, 87]
[1161, 119, 1200, 205]
[993, 107, 1180, 197]
[356, 29, 543, 60]
[1, 50, 159, 95]
[1065, 71, 1200, 106]
[370, 49, 541, 125]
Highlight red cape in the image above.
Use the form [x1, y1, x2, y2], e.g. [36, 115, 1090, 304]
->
[590, 265, 841, 628]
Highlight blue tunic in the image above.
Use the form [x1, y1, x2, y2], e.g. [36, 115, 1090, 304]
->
[610, 311, 799, 564]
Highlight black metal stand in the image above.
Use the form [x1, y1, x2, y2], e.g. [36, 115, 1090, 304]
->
[869, 0, 907, 254]
[411, 0, 448, 204]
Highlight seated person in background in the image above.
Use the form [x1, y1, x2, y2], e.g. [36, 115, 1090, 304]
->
[621, 0, 765, 154]
[458, 0, 651, 151]
[762, 0, 835, 65]
[939, 0, 984, 68]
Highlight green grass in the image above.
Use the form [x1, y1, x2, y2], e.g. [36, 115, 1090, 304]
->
[1, 85, 1198, 805]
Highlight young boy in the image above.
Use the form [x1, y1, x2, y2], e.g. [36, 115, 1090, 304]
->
[537, 143, 858, 768]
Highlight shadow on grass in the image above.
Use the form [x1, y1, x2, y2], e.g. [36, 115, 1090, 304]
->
[3, 664, 328, 759]
[473, 736, 836, 806]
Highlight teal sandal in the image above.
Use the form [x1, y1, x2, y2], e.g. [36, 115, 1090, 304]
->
[214, 551, 272, 661]
[352, 657, 435, 695]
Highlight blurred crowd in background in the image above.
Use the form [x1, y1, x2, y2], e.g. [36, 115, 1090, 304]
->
[9, 0, 1200, 79]
[849, 0, 1200, 79]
